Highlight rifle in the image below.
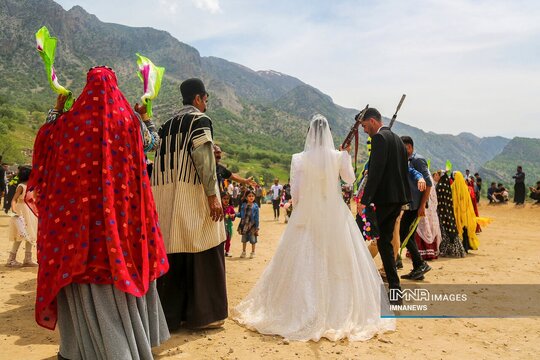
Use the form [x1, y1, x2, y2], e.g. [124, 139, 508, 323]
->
[341, 104, 369, 149]
[388, 94, 406, 129]
[341, 104, 369, 174]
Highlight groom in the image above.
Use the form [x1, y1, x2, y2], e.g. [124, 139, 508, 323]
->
[359, 108, 410, 302]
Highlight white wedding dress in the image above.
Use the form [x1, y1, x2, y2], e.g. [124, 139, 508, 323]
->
[234, 115, 395, 342]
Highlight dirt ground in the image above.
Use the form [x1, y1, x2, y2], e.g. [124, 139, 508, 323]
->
[0, 201, 539, 360]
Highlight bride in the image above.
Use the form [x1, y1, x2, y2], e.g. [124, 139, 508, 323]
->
[234, 114, 395, 341]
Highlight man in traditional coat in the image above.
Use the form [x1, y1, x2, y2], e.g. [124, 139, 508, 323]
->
[152, 78, 227, 330]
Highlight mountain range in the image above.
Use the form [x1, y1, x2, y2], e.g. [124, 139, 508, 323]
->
[0, 0, 538, 188]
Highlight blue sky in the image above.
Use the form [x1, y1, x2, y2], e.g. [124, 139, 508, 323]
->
[55, 0, 540, 138]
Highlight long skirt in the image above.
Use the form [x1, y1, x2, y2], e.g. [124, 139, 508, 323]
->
[157, 242, 228, 330]
[57, 281, 169, 360]
[413, 233, 439, 260]
[439, 227, 466, 258]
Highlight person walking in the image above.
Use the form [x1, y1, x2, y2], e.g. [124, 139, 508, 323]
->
[359, 108, 411, 302]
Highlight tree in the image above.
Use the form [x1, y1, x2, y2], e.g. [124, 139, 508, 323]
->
[239, 152, 250, 162]
[261, 158, 271, 169]
[0, 134, 26, 164]
[260, 170, 275, 186]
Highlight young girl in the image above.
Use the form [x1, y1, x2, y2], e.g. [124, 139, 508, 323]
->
[237, 190, 260, 259]
[222, 192, 236, 257]
[283, 199, 293, 223]
[7, 166, 38, 267]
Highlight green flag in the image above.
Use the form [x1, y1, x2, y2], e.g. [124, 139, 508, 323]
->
[136, 53, 165, 118]
[35, 26, 73, 111]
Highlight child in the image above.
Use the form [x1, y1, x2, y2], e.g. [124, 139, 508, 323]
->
[222, 192, 236, 257]
[283, 199, 293, 223]
[237, 190, 260, 259]
[7, 166, 38, 267]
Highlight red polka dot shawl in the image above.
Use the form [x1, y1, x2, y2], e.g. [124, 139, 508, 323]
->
[27, 67, 169, 330]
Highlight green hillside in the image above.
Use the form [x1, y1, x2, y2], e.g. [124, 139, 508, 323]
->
[481, 137, 540, 189]
[0, 98, 43, 164]
[0, 0, 536, 186]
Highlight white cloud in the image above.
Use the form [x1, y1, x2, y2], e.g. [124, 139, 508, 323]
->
[54, 0, 540, 137]
[193, 0, 220, 13]
[158, 0, 178, 14]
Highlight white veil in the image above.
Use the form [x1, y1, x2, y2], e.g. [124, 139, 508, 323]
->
[291, 114, 353, 225]
[303, 113, 335, 151]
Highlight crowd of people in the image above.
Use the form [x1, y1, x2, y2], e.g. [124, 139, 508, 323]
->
[352, 131, 531, 292]
[0, 72, 321, 358]
[1, 67, 539, 358]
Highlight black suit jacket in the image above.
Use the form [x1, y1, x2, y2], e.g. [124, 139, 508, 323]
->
[361, 126, 411, 206]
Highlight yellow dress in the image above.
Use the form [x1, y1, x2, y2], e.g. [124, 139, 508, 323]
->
[451, 172, 479, 250]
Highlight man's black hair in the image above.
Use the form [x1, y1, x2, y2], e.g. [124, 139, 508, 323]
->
[362, 108, 382, 122]
[401, 136, 414, 147]
[180, 78, 208, 106]
[182, 92, 207, 106]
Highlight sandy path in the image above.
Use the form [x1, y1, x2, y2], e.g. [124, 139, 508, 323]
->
[0, 202, 539, 359]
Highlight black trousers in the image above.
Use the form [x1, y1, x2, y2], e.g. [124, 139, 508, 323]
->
[272, 199, 280, 217]
[514, 183, 526, 204]
[399, 210, 424, 269]
[3, 184, 16, 212]
[157, 242, 228, 330]
[374, 204, 403, 290]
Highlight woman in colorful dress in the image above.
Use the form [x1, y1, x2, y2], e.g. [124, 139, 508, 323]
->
[413, 173, 442, 260]
[435, 170, 466, 258]
[451, 171, 480, 253]
[466, 177, 482, 234]
[27, 66, 169, 360]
